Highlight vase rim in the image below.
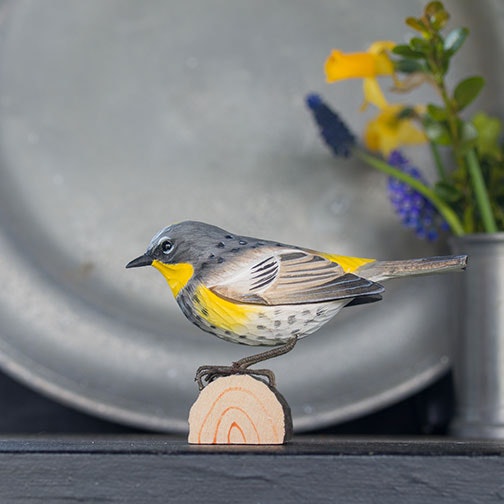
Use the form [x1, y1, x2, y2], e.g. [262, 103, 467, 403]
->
[450, 232, 504, 244]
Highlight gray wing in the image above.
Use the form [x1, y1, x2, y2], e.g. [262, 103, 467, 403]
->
[210, 249, 384, 306]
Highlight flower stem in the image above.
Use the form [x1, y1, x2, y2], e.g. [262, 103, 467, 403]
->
[465, 148, 497, 233]
[438, 82, 461, 151]
[356, 150, 465, 236]
[429, 141, 447, 181]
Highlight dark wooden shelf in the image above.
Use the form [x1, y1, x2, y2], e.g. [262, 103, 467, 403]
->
[1, 435, 503, 503]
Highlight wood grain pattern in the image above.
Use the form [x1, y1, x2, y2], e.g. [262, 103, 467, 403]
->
[188, 375, 292, 444]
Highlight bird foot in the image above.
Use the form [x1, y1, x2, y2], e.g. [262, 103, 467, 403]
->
[194, 336, 298, 391]
[195, 364, 276, 391]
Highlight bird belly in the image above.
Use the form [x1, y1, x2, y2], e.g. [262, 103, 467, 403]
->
[178, 285, 348, 346]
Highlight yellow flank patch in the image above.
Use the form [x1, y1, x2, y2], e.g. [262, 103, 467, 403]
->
[318, 253, 375, 273]
[194, 285, 259, 333]
[152, 260, 194, 297]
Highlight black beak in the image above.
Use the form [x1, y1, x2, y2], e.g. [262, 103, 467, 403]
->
[126, 254, 153, 269]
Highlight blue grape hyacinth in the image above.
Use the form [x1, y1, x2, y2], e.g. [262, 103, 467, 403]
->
[305, 93, 356, 157]
[387, 150, 447, 241]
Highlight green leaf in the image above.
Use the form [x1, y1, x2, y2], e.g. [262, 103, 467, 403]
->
[424, 121, 451, 145]
[425, 1, 445, 15]
[444, 28, 469, 56]
[425, 1, 450, 30]
[406, 17, 428, 33]
[392, 44, 425, 59]
[410, 37, 430, 52]
[435, 181, 463, 202]
[463, 205, 475, 233]
[455, 121, 479, 156]
[394, 59, 425, 74]
[453, 76, 485, 111]
[472, 112, 503, 158]
[396, 107, 418, 121]
[426, 104, 448, 121]
[460, 121, 478, 142]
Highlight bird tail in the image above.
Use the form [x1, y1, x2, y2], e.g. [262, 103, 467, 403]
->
[356, 254, 468, 282]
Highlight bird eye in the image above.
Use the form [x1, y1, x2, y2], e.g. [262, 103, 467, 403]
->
[160, 239, 173, 254]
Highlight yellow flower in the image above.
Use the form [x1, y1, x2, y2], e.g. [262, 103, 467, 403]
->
[325, 41, 396, 109]
[364, 104, 427, 156]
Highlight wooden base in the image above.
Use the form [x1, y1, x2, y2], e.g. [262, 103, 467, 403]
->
[188, 374, 292, 445]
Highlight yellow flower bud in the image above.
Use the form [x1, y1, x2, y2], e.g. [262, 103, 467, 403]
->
[364, 104, 427, 156]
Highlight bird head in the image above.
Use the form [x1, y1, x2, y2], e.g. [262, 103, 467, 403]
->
[126, 221, 230, 297]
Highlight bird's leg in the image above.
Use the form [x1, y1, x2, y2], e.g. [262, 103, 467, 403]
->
[232, 335, 299, 370]
[195, 336, 298, 390]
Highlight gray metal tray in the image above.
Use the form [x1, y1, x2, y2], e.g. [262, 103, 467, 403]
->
[0, 0, 501, 432]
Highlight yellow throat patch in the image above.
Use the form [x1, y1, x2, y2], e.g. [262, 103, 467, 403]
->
[151, 260, 194, 297]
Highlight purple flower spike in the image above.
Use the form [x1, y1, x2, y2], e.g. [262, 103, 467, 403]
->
[387, 150, 446, 241]
[305, 93, 356, 158]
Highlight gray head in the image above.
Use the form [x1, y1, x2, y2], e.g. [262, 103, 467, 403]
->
[125, 221, 235, 270]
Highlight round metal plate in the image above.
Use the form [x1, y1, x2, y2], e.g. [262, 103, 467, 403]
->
[0, 0, 501, 432]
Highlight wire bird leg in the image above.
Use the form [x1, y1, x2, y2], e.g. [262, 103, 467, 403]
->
[195, 336, 298, 390]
